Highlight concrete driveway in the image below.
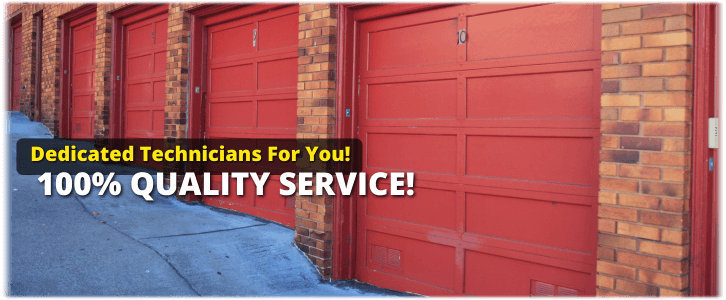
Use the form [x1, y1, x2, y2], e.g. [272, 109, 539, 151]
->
[8, 112, 405, 296]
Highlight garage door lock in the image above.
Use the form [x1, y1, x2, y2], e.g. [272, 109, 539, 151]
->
[457, 29, 467, 44]
[345, 109, 351, 117]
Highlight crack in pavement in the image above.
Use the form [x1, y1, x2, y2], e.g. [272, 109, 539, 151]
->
[138, 223, 269, 240]
[72, 194, 202, 297]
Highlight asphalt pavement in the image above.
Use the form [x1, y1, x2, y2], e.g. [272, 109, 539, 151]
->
[7, 111, 406, 296]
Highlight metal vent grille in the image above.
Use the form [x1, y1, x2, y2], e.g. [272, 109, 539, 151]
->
[388, 249, 401, 268]
[534, 281, 555, 296]
[285, 196, 296, 209]
[557, 287, 578, 296]
[373, 245, 387, 265]
[531, 280, 579, 297]
[371, 245, 402, 269]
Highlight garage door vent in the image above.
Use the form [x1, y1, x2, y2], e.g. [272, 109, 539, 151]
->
[285, 196, 296, 209]
[371, 245, 402, 269]
[531, 280, 579, 296]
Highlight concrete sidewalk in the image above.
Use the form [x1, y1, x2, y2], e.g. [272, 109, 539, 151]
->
[8, 112, 405, 296]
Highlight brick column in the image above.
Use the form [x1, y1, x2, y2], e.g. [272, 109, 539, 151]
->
[295, 3, 337, 279]
[598, 3, 693, 296]
[19, 5, 43, 121]
[94, 4, 120, 139]
[165, 4, 191, 140]
[39, 5, 62, 136]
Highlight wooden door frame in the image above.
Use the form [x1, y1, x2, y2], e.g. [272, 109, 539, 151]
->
[691, 3, 718, 297]
[58, 4, 97, 139]
[333, 3, 459, 281]
[109, 4, 168, 139]
[3, 9, 23, 111]
[8, 12, 22, 111]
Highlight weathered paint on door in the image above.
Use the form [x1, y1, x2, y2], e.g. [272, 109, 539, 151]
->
[70, 17, 96, 139]
[201, 5, 298, 227]
[353, 4, 601, 296]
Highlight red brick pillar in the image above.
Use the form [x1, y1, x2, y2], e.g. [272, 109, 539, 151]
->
[94, 4, 119, 139]
[598, 3, 693, 296]
[295, 3, 338, 279]
[19, 5, 43, 121]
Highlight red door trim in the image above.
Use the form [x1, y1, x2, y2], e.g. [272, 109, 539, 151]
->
[109, 4, 168, 139]
[691, 3, 718, 297]
[3, 9, 23, 111]
[8, 15, 21, 112]
[3, 14, 23, 111]
[58, 4, 97, 138]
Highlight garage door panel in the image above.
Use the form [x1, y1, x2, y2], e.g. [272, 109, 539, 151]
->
[355, 4, 599, 294]
[257, 179, 295, 212]
[363, 51, 601, 81]
[464, 251, 592, 296]
[128, 54, 154, 77]
[128, 23, 154, 51]
[152, 110, 164, 132]
[69, 18, 96, 138]
[366, 133, 458, 174]
[465, 135, 595, 186]
[257, 99, 297, 129]
[466, 70, 595, 119]
[361, 216, 595, 270]
[210, 23, 255, 59]
[154, 52, 166, 73]
[72, 72, 94, 90]
[210, 64, 254, 93]
[465, 192, 595, 253]
[257, 12, 297, 52]
[208, 101, 255, 128]
[367, 79, 457, 119]
[205, 128, 296, 139]
[466, 5, 594, 62]
[365, 19, 458, 71]
[208, 178, 256, 206]
[360, 60, 600, 128]
[154, 20, 167, 44]
[72, 95, 94, 112]
[127, 82, 153, 104]
[73, 49, 95, 70]
[73, 23, 95, 47]
[126, 110, 152, 131]
[202, 6, 297, 227]
[257, 57, 297, 90]
[71, 116, 93, 137]
[363, 118, 600, 129]
[365, 184, 457, 230]
[153, 81, 165, 103]
[365, 230, 457, 291]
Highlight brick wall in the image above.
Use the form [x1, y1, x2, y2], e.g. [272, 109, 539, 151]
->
[6, 2, 703, 290]
[598, 3, 693, 296]
[295, 3, 337, 279]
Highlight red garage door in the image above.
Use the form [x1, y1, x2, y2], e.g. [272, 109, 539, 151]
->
[354, 4, 601, 296]
[11, 22, 21, 111]
[200, 6, 298, 227]
[69, 14, 96, 139]
[122, 8, 167, 139]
